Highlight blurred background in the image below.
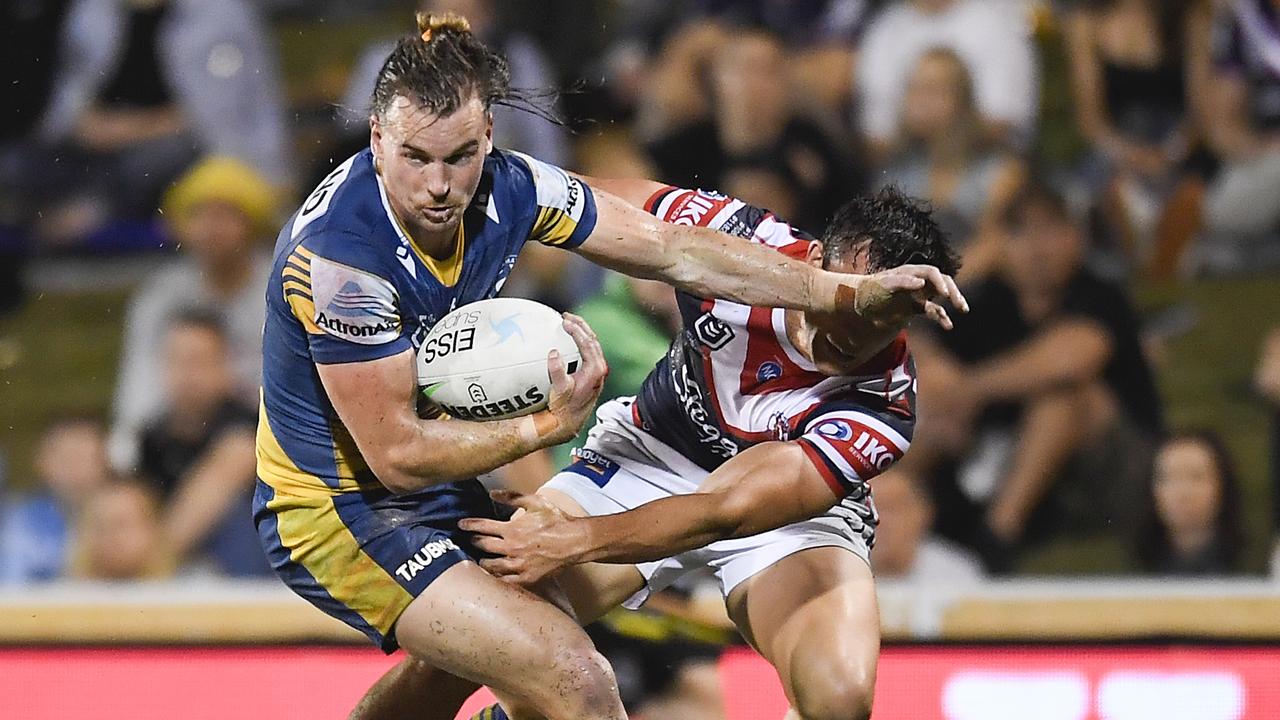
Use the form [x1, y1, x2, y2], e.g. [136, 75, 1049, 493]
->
[3, 0, 1280, 718]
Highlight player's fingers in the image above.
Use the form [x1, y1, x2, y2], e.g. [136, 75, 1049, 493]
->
[946, 275, 969, 313]
[493, 490, 553, 514]
[876, 272, 926, 293]
[546, 348, 573, 397]
[923, 300, 953, 330]
[912, 265, 950, 299]
[560, 319, 607, 401]
[479, 557, 521, 577]
[564, 314, 607, 379]
[932, 270, 966, 312]
[471, 535, 507, 555]
[457, 517, 505, 537]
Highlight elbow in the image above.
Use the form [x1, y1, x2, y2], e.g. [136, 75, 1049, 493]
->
[367, 446, 438, 495]
[368, 455, 416, 495]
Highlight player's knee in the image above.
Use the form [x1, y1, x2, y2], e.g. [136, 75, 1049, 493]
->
[530, 642, 622, 719]
[791, 665, 875, 720]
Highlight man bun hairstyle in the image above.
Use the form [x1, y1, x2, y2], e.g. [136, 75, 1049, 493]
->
[822, 186, 960, 277]
[371, 12, 512, 119]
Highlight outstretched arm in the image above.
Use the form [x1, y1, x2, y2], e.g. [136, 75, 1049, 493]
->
[572, 180, 966, 327]
[461, 441, 839, 585]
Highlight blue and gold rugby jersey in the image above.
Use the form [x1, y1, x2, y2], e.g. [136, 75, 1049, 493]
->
[258, 147, 597, 497]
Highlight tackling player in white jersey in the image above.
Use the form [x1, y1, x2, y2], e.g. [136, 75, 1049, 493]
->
[462, 180, 961, 720]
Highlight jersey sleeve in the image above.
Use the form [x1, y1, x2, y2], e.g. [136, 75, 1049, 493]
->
[643, 185, 814, 258]
[794, 407, 911, 498]
[280, 233, 411, 364]
[509, 151, 598, 248]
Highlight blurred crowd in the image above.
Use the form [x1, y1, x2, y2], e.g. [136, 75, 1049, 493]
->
[2, 0, 1280, 614]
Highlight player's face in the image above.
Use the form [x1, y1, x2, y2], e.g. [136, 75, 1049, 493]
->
[370, 94, 493, 239]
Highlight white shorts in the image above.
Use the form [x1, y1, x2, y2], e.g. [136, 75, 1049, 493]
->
[543, 398, 872, 609]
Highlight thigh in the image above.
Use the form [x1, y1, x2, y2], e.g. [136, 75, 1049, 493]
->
[539, 486, 646, 625]
[725, 546, 880, 706]
[394, 559, 608, 709]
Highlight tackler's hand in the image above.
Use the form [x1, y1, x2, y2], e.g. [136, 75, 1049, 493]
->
[847, 264, 968, 331]
[459, 490, 584, 586]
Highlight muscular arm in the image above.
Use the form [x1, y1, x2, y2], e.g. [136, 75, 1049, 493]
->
[318, 313, 605, 494]
[572, 178, 962, 320]
[571, 442, 836, 563]
[317, 350, 558, 494]
[463, 442, 839, 581]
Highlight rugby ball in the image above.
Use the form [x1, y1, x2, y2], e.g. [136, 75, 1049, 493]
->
[416, 298, 580, 421]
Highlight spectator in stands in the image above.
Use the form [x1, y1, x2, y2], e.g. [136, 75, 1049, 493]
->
[1194, 0, 1280, 273]
[871, 469, 985, 585]
[67, 479, 173, 581]
[1135, 431, 1244, 575]
[627, 0, 870, 129]
[109, 156, 276, 469]
[136, 308, 265, 576]
[908, 180, 1162, 570]
[31, 0, 288, 244]
[1255, 327, 1280, 575]
[0, 417, 112, 584]
[0, 0, 73, 305]
[878, 47, 1025, 279]
[721, 159, 804, 225]
[1066, 0, 1214, 278]
[339, 0, 569, 167]
[645, 29, 860, 229]
[857, 0, 1038, 161]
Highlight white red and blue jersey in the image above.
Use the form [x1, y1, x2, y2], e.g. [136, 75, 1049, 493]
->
[633, 186, 914, 500]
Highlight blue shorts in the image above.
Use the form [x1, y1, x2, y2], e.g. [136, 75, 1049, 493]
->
[254, 478, 504, 652]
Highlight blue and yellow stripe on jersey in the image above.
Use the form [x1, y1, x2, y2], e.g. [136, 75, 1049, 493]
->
[254, 146, 598, 650]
